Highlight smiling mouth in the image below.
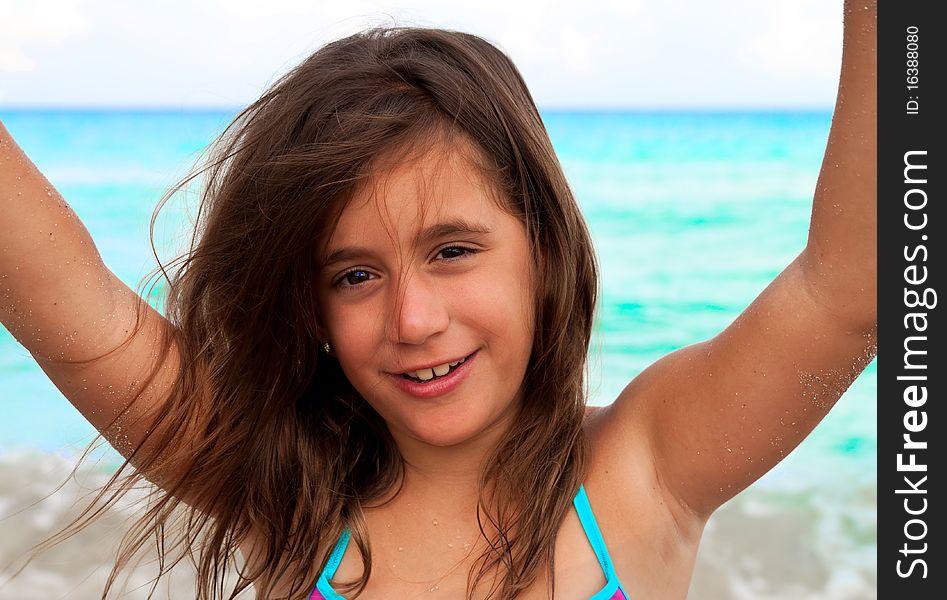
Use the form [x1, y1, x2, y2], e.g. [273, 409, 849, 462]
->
[399, 351, 476, 383]
[402, 363, 460, 383]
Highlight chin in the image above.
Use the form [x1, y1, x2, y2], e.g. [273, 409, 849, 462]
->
[406, 420, 480, 448]
[400, 406, 490, 448]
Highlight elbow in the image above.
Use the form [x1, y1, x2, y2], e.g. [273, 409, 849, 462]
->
[798, 249, 876, 334]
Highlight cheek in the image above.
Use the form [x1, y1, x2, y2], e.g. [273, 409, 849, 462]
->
[498, 248, 535, 330]
[455, 261, 534, 344]
[324, 304, 380, 374]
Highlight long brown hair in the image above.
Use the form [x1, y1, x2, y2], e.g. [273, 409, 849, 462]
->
[25, 25, 600, 599]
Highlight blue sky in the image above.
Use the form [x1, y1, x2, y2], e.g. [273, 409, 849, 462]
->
[1, 0, 843, 110]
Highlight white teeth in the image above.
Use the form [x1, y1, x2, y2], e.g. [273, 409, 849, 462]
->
[405, 356, 467, 380]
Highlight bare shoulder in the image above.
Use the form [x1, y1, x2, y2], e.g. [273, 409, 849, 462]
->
[584, 399, 703, 532]
[581, 398, 707, 598]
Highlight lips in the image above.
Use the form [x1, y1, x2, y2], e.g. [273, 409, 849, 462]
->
[394, 352, 474, 377]
[400, 352, 473, 381]
[389, 349, 479, 399]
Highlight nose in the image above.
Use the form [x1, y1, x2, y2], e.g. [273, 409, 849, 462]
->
[389, 272, 450, 346]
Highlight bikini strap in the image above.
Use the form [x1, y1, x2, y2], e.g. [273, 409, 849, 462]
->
[573, 484, 618, 581]
[322, 528, 351, 580]
[322, 493, 615, 585]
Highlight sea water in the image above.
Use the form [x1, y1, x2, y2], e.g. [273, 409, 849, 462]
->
[0, 109, 875, 599]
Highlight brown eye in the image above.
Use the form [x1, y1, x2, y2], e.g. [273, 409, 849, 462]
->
[436, 246, 477, 261]
[334, 268, 373, 290]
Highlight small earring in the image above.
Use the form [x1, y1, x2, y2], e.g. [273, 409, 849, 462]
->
[322, 341, 332, 354]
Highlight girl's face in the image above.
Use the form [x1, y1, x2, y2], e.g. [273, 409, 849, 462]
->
[317, 142, 535, 449]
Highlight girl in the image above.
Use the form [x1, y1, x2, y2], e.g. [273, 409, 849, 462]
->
[0, 2, 876, 599]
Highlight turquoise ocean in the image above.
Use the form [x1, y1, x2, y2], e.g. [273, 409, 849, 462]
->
[0, 110, 875, 599]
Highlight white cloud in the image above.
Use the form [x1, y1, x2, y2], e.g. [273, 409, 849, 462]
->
[0, 0, 843, 108]
[0, 47, 34, 72]
[748, 1, 841, 77]
[0, 0, 91, 73]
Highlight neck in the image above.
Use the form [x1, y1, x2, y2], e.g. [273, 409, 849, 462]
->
[379, 404, 519, 516]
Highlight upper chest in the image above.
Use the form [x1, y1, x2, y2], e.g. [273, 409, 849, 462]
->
[243, 408, 704, 599]
[322, 502, 612, 600]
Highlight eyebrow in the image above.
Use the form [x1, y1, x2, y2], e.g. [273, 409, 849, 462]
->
[320, 217, 494, 269]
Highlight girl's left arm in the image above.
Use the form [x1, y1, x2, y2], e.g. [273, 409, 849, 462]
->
[801, 0, 877, 321]
[601, 0, 877, 522]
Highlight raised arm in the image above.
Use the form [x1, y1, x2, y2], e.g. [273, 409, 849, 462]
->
[0, 119, 182, 485]
[600, 0, 877, 521]
[799, 0, 876, 320]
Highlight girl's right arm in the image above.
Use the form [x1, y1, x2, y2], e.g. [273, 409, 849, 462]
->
[0, 120, 190, 499]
